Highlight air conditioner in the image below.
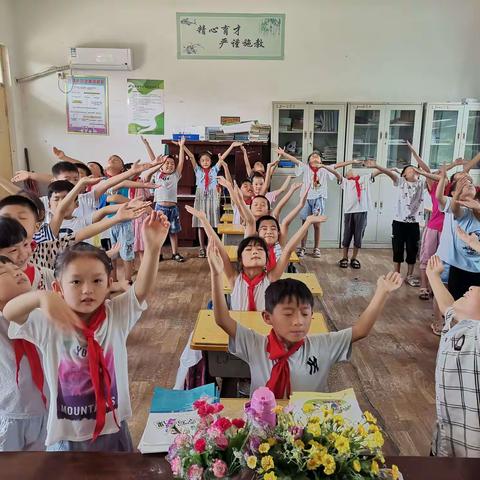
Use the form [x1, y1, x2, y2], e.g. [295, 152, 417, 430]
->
[68, 48, 133, 71]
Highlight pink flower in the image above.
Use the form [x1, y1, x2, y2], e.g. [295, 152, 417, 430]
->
[174, 433, 190, 447]
[207, 426, 223, 439]
[187, 464, 204, 480]
[212, 403, 224, 414]
[213, 417, 232, 432]
[170, 456, 182, 476]
[194, 438, 206, 453]
[289, 426, 304, 439]
[232, 418, 245, 429]
[212, 459, 228, 478]
[214, 434, 229, 450]
[193, 399, 206, 410]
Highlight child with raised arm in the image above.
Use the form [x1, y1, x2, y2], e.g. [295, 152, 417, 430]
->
[4, 212, 170, 451]
[241, 144, 265, 179]
[277, 148, 341, 258]
[152, 137, 186, 262]
[208, 242, 402, 398]
[426, 255, 480, 457]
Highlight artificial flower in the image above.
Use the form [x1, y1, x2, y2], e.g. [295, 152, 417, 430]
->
[334, 435, 350, 455]
[261, 455, 275, 472]
[187, 464, 204, 480]
[293, 439, 305, 450]
[371, 460, 380, 475]
[352, 459, 361, 472]
[272, 405, 284, 414]
[323, 454, 336, 475]
[232, 418, 245, 429]
[211, 459, 227, 478]
[364, 411, 377, 424]
[193, 438, 206, 453]
[246, 455, 257, 469]
[267, 437, 277, 447]
[264, 473, 277, 480]
[306, 456, 321, 470]
[307, 422, 321, 436]
[391, 464, 400, 480]
[302, 403, 314, 414]
[213, 417, 232, 432]
[259, 442, 271, 453]
[170, 456, 182, 476]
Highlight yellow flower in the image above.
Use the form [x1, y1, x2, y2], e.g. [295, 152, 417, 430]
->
[272, 405, 283, 414]
[369, 424, 380, 433]
[294, 439, 305, 450]
[333, 414, 344, 426]
[261, 455, 274, 472]
[352, 459, 361, 472]
[303, 403, 315, 414]
[323, 454, 336, 475]
[306, 457, 321, 470]
[259, 442, 270, 454]
[376, 453, 385, 464]
[391, 464, 400, 480]
[357, 424, 367, 437]
[364, 411, 377, 424]
[322, 407, 334, 418]
[371, 460, 379, 475]
[374, 430, 384, 447]
[309, 416, 321, 424]
[307, 422, 321, 437]
[264, 473, 277, 480]
[267, 437, 277, 447]
[246, 456, 257, 469]
[334, 435, 350, 455]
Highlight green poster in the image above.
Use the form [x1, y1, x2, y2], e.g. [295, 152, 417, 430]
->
[127, 79, 164, 135]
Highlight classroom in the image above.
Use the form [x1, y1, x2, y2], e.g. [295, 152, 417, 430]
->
[0, 0, 479, 478]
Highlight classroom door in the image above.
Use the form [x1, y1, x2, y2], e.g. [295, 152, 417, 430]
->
[0, 47, 13, 197]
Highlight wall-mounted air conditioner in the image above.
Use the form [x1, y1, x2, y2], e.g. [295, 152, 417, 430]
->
[68, 48, 133, 70]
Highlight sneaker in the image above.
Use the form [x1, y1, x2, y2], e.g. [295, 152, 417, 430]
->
[198, 248, 206, 258]
[312, 248, 321, 258]
[296, 247, 306, 258]
[172, 253, 185, 263]
[405, 275, 420, 287]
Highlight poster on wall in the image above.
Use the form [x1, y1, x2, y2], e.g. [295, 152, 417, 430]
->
[127, 79, 165, 135]
[177, 13, 285, 60]
[66, 76, 108, 135]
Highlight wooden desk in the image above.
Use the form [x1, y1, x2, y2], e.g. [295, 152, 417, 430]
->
[217, 223, 244, 245]
[190, 309, 328, 351]
[1, 452, 478, 479]
[223, 203, 234, 212]
[224, 245, 299, 264]
[223, 272, 323, 298]
[220, 213, 234, 223]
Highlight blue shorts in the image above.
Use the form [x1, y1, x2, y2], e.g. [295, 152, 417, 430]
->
[110, 221, 135, 261]
[300, 197, 325, 220]
[440, 261, 450, 284]
[154, 204, 182, 234]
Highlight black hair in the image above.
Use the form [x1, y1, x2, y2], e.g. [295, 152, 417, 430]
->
[308, 150, 322, 163]
[47, 180, 75, 199]
[0, 193, 45, 222]
[400, 164, 415, 177]
[54, 242, 113, 279]
[51, 161, 79, 176]
[76, 164, 92, 177]
[87, 161, 105, 176]
[256, 215, 280, 233]
[240, 179, 252, 185]
[265, 278, 314, 314]
[198, 151, 212, 160]
[250, 195, 271, 211]
[0, 255, 14, 265]
[236, 236, 269, 271]
[124, 163, 133, 171]
[0, 217, 27, 248]
[251, 172, 266, 180]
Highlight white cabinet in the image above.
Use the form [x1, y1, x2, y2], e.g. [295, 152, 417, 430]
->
[345, 103, 423, 246]
[421, 102, 480, 169]
[272, 102, 347, 247]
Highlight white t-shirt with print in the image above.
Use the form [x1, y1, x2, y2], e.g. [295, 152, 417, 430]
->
[341, 174, 373, 214]
[41, 191, 98, 220]
[393, 176, 426, 223]
[8, 287, 147, 446]
[0, 313, 47, 418]
[229, 324, 352, 397]
[153, 171, 181, 203]
[295, 163, 336, 200]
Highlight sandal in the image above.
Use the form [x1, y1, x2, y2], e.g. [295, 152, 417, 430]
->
[296, 247, 306, 258]
[430, 322, 442, 337]
[405, 275, 420, 287]
[338, 258, 349, 268]
[350, 259, 361, 269]
[312, 248, 321, 258]
[198, 248, 206, 258]
[419, 288, 430, 300]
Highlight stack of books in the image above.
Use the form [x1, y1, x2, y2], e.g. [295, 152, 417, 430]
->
[321, 145, 338, 163]
[249, 122, 271, 142]
[138, 384, 219, 454]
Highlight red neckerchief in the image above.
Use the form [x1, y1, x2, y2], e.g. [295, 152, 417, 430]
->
[80, 305, 119, 441]
[266, 329, 304, 399]
[266, 245, 277, 272]
[349, 175, 362, 201]
[245, 197, 252, 206]
[309, 165, 320, 187]
[13, 264, 47, 407]
[202, 167, 210, 192]
[241, 272, 266, 311]
[30, 240, 37, 252]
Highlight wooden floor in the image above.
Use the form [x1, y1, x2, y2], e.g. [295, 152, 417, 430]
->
[127, 248, 437, 456]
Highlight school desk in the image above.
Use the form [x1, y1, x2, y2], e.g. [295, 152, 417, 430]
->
[190, 309, 328, 352]
[223, 203, 234, 212]
[222, 272, 323, 298]
[223, 245, 300, 264]
[220, 212, 234, 223]
[217, 223, 244, 245]
[2, 453, 477, 480]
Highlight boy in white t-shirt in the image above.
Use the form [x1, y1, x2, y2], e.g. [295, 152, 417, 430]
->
[208, 242, 402, 398]
[277, 148, 341, 258]
[0, 256, 47, 451]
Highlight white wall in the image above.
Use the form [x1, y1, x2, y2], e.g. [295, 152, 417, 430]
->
[9, 0, 480, 172]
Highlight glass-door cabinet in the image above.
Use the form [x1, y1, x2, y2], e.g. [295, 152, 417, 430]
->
[460, 105, 480, 167]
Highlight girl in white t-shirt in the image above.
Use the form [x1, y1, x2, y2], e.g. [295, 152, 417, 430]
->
[4, 211, 170, 451]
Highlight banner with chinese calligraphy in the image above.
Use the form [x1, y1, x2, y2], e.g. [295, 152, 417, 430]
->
[127, 79, 165, 135]
[176, 13, 285, 60]
[66, 76, 108, 135]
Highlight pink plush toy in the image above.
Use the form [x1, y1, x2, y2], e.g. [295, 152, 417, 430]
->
[245, 387, 277, 427]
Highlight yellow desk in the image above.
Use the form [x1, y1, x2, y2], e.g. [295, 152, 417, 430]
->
[223, 204, 234, 212]
[190, 309, 328, 351]
[224, 245, 299, 264]
[218, 224, 244, 246]
[220, 213, 234, 223]
[223, 272, 323, 298]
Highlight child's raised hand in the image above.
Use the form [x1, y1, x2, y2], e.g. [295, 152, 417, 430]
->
[142, 211, 170, 249]
[289, 182, 302, 193]
[106, 242, 121, 260]
[454, 157, 466, 166]
[39, 291, 82, 331]
[426, 255, 444, 277]
[363, 159, 377, 168]
[185, 204, 207, 221]
[52, 146, 65, 159]
[231, 141, 243, 148]
[11, 170, 32, 183]
[116, 199, 150, 221]
[457, 198, 480, 211]
[80, 175, 103, 187]
[240, 145, 247, 153]
[207, 242, 224, 275]
[305, 214, 327, 224]
[456, 226, 480, 252]
[276, 147, 286, 156]
[217, 176, 232, 189]
[376, 272, 403, 294]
